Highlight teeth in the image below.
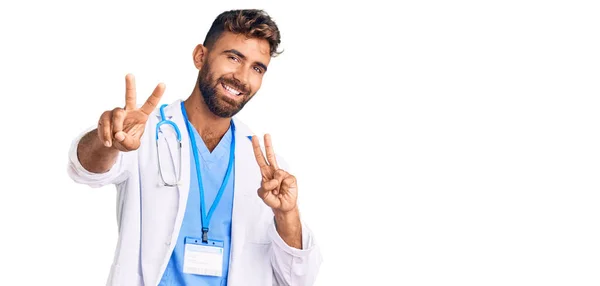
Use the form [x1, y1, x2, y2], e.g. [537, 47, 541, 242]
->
[223, 83, 241, 96]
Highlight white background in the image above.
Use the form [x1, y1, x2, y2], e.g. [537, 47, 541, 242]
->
[0, 0, 599, 285]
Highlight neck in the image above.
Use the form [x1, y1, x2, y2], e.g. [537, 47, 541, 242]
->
[183, 84, 231, 152]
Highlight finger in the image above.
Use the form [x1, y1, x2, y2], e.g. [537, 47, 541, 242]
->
[281, 175, 297, 191]
[116, 124, 143, 143]
[261, 174, 282, 196]
[251, 135, 268, 168]
[114, 131, 140, 151]
[126, 123, 144, 139]
[261, 178, 281, 192]
[272, 170, 287, 195]
[111, 107, 126, 135]
[98, 111, 112, 147]
[258, 179, 280, 207]
[264, 133, 279, 169]
[124, 74, 137, 110]
[140, 83, 166, 114]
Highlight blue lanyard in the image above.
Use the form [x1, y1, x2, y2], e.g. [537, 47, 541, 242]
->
[180, 101, 235, 243]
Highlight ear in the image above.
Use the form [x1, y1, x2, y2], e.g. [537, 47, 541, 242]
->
[192, 44, 207, 70]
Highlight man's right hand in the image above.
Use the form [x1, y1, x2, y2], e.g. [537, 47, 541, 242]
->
[98, 74, 165, 152]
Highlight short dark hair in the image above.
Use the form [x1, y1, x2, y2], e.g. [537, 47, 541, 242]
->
[203, 9, 282, 57]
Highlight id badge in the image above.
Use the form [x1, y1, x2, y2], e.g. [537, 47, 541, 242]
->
[183, 237, 224, 277]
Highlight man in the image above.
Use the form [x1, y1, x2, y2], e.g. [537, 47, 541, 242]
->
[67, 9, 322, 286]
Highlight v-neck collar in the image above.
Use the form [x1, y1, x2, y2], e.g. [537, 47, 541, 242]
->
[189, 121, 233, 164]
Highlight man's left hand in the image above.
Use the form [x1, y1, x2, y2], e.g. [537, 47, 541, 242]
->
[251, 134, 298, 214]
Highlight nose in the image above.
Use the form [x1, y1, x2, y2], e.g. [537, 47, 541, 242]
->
[233, 65, 250, 87]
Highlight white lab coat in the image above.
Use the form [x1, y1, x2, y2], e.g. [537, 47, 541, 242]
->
[67, 99, 322, 286]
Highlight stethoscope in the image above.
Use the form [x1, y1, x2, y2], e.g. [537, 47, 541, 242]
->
[154, 102, 235, 189]
[155, 104, 182, 187]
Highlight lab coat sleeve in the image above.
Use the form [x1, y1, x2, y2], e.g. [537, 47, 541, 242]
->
[67, 126, 134, 188]
[269, 219, 323, 286]
[269, 156, 323, 286]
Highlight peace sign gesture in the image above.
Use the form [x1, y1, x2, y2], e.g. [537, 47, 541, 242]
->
[252, 134, 298, 213]
[98, 74, 165, 152]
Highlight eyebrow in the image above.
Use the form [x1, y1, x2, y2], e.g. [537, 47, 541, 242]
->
[223, 49, 268, 72]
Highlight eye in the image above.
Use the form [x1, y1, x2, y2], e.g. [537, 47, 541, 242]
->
[228, 56, 240, 62]
[253, 66, 264, 74]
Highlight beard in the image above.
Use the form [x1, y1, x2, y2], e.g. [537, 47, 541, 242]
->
[198, 61, 253, 118]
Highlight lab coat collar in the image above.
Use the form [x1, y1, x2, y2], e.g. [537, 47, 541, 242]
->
[154, 99, 254, 139]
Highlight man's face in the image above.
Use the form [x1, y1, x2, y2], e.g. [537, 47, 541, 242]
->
[198, 31, 271, 118]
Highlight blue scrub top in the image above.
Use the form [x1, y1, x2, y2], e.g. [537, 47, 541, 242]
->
[158, 123, 235, 286]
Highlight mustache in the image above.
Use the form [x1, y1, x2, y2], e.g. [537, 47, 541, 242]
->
[219, 77, 249, 95]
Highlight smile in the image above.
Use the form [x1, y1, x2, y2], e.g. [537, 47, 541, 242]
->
[221, 82, 243, 97]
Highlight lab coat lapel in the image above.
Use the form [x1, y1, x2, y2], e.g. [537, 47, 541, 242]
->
[227, 118, 260, 285]
[153, 100, 192, 282]
[169, 100, 192, 247]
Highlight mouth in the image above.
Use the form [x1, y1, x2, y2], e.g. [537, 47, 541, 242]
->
[220, 82, 245, 98]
